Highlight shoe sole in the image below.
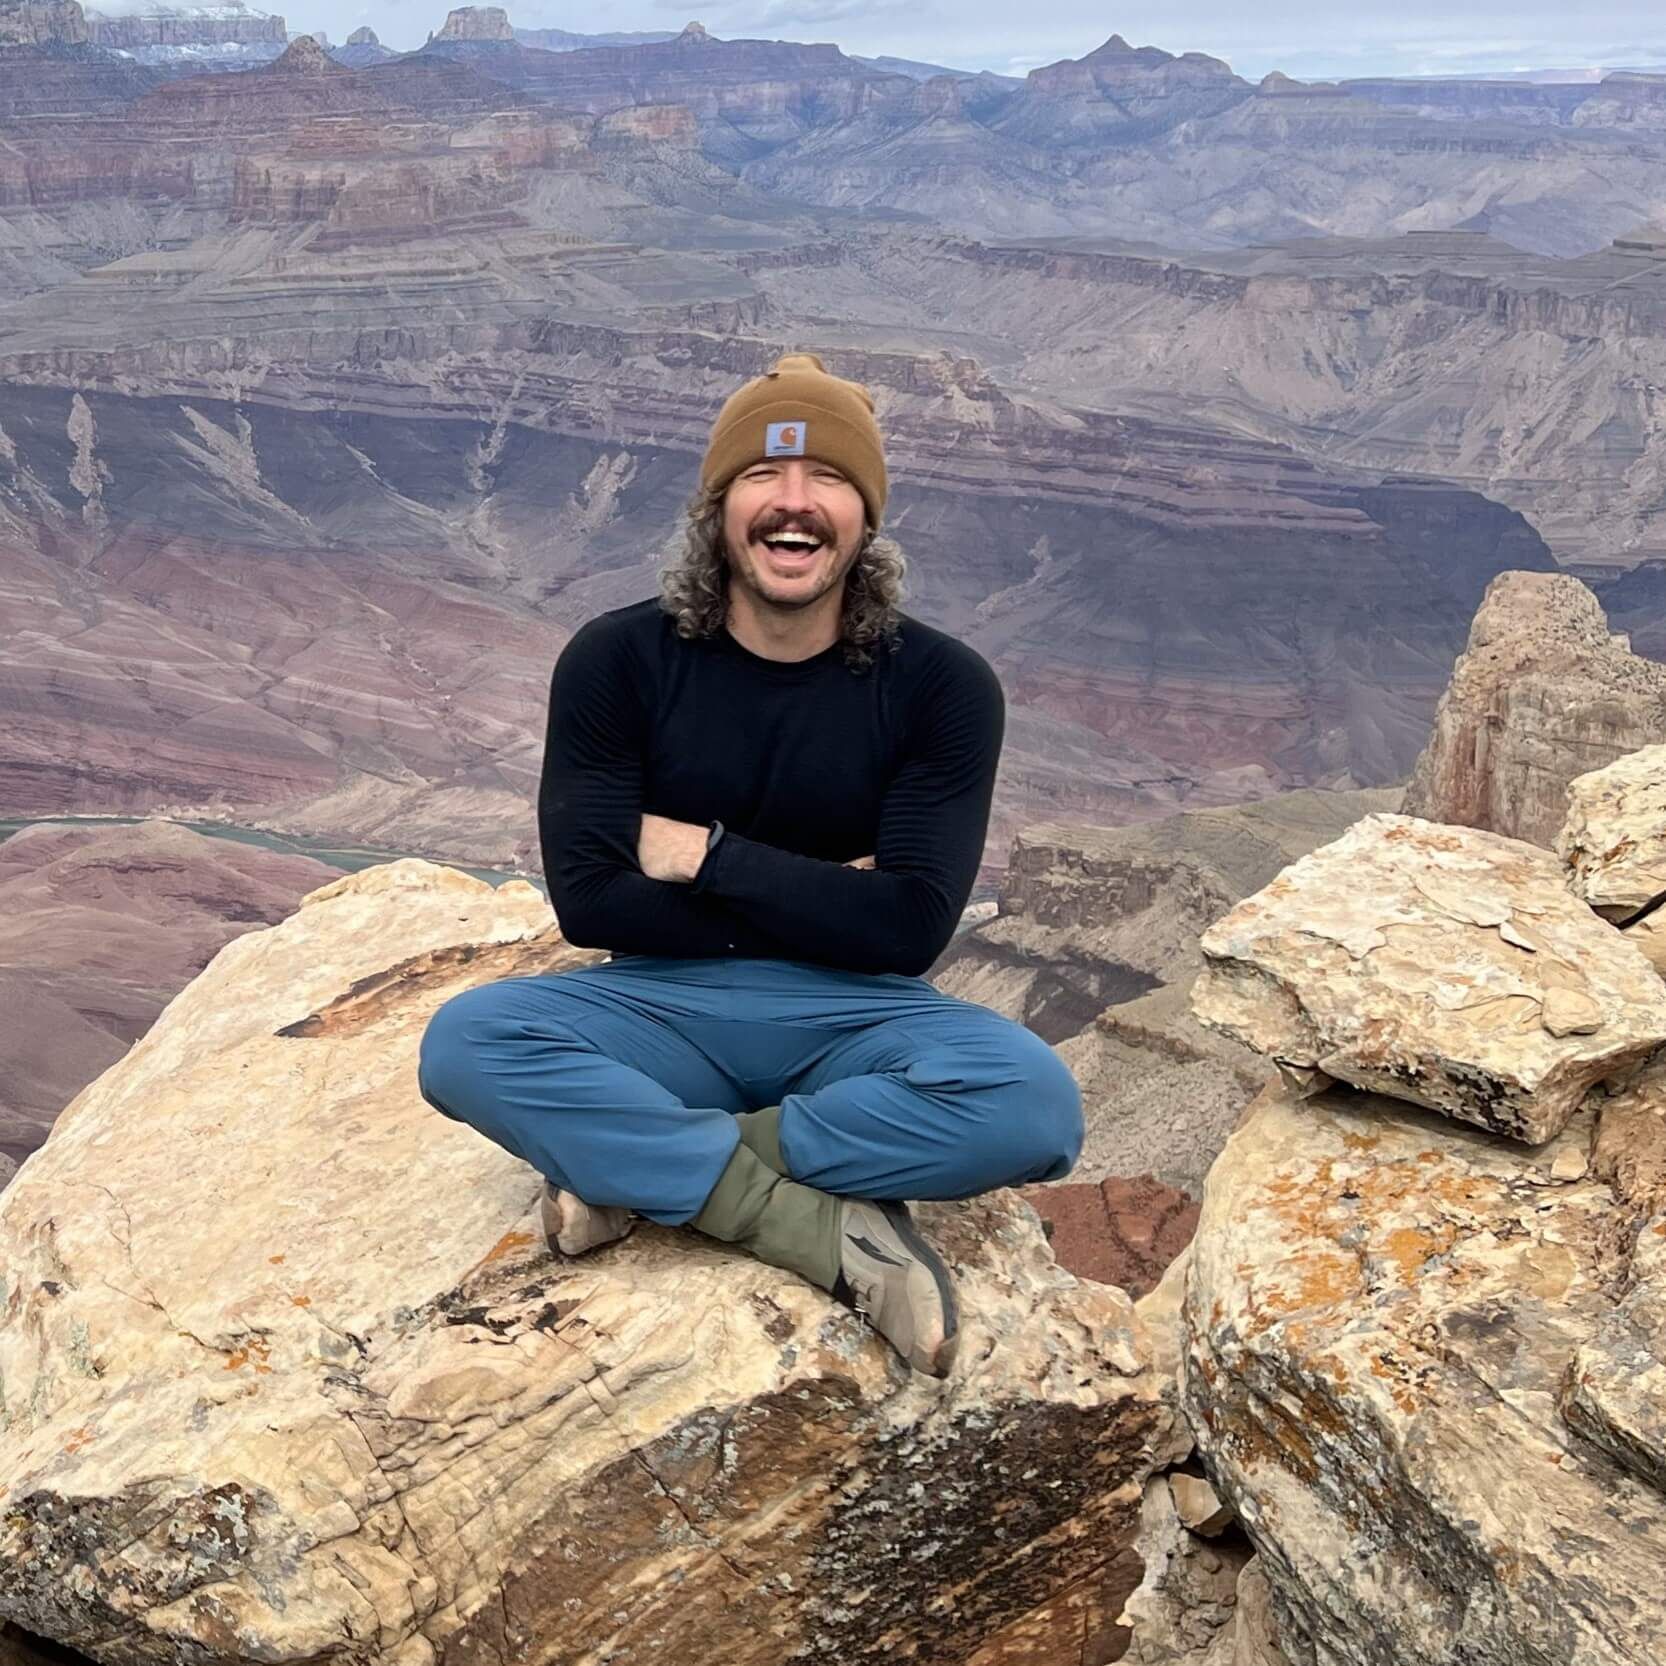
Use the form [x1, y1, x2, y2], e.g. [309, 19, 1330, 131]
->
[876, 1201, 960, 1377]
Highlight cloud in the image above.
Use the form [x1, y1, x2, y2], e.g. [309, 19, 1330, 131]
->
[655, 0, 913, 28]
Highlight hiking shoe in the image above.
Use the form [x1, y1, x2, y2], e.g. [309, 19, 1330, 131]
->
[540, 1181, 635, 1258]
[834, 1199, 959, 1378]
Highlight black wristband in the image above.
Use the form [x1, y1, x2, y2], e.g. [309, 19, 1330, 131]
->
[693, 818, 725, 889]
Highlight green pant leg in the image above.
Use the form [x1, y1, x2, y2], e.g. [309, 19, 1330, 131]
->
[734, 1103, 786, 1174]
[688, 1138, 842, 1291]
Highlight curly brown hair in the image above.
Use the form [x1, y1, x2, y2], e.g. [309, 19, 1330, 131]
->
[657, 484, 908, 672]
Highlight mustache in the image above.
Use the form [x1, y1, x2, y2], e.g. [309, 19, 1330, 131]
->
[748, 510, 835, 544]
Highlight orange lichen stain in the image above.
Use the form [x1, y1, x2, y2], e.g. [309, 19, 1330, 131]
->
[224, 1335, 273, 1372]
[1654, 1221, 1666, 1238]
[61, 1426, 94, 1456]
[1341, 1132, 1381, 1153]
[1381, 1224, 1456, 1283]
[1248, 1250, 1360, 1337]
[1291, 1252, 1359, 1309]
[480, 1229, 536, 1266]
[290, 1295, 312, 1308]
[1416, 1151, 1441, 1165]
[268, 1254, 286, 1265]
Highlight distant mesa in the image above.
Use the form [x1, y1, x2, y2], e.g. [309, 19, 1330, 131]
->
[436, 4, 513, 41]
[677, 20, 711, 43]
[0, 0, 92, 48]
[270, 30, 334, 71]
[334, 21, 393, 64]
[82, 1, 291, 65]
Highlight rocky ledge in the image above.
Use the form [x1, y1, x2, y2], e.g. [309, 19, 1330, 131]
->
[0, 861, 1181, 1663]
[1162, 743, 1666, 1663]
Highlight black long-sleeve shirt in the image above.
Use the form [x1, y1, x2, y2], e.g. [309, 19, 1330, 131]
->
[537, 597, 1005, 976]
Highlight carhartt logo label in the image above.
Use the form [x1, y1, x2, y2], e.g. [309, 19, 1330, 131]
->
[766, 421, 807, 456]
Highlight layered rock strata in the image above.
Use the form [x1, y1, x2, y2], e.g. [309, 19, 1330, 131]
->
[83, 2, 287, 67]
[1403, 570, 1666, 846]
[1192, 811, 1666, 1142]
[0, 860, 1181, 1663]
[0, 332, 1537, 872]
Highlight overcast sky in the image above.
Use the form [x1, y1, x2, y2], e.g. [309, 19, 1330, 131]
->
[233, 0, 1666, 81]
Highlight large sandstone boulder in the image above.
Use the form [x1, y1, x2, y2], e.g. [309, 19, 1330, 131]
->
[1184, 1076, 1666, 1665]
[1191, 811, 1666, 1143]
[935, 788, 1399, 1194]
[1403, 570, 1666, 847]
[0, 861, 1179, 1665]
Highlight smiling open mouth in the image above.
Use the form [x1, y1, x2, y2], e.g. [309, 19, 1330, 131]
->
[759, 532, 824, 556]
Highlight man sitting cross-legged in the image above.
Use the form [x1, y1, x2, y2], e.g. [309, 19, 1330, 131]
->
[417, 352, 1083, 1378]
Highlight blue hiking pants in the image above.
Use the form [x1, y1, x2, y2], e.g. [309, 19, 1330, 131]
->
[417, 954, 1084, 1225]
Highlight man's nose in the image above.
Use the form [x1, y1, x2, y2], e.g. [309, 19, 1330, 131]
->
[771, 462, 817, 513]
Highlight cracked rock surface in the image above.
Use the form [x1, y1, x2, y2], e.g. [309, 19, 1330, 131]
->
[1184, 1075, 1666, 1666]
[0, 860, 1177, 1664]
[1190, 811, 1666, 1143]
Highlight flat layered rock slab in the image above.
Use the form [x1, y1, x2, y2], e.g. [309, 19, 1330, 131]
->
[1184, 1080, 1666, 1665]
[1191, 811, 1666, 1142]
[0, 861, 1175, 1665]
[1558, 742, 1666, 921]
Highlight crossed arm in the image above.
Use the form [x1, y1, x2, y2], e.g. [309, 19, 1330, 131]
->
[635, 814, 873, 882]
[538, 620, 1004, 976]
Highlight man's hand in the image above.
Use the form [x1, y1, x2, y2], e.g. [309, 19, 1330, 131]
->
[638, 814, 711, 883]
[846, 854, 875, 868]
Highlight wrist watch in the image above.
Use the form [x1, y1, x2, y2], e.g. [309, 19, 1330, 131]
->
[697, 819, 725, 879]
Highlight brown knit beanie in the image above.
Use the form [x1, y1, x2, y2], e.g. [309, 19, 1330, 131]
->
[701, 351, 888, 525]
